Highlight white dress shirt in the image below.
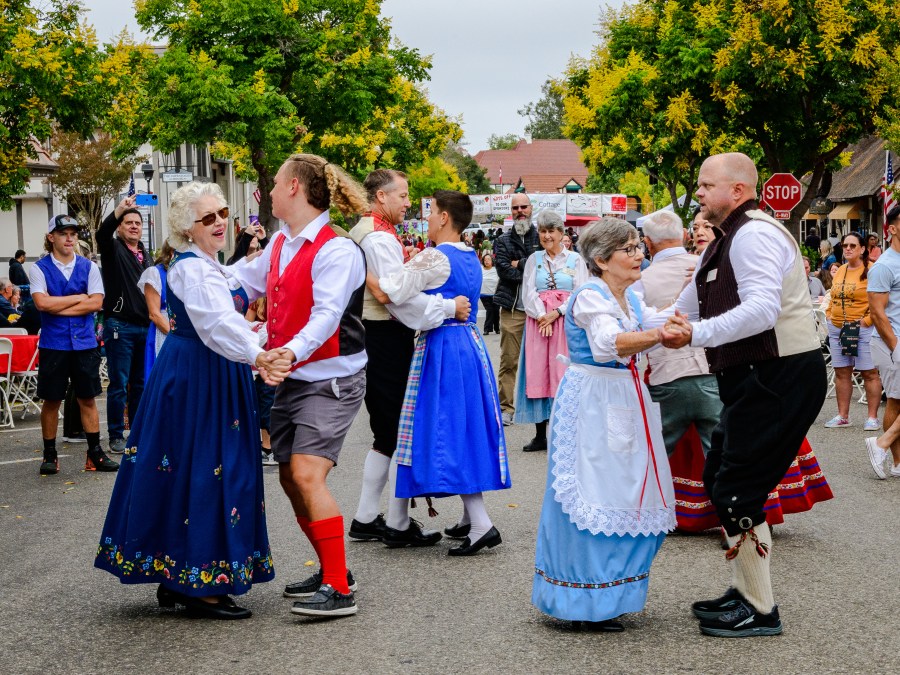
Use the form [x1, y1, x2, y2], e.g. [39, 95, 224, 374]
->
[521, 248, 589, 319]
[646, 221, 797, 348]
[28, 253, 104, 296]
[379, 243, 471, 306]
[228, 211, 367, 381]
[359, 230, 456, 330]
[167, 245, 263, 365]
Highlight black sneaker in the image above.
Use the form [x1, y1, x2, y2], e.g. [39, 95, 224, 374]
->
[348, 514, 387, 541]
[290, 584, 357, 617]
[382, 519, 442, 548]
[691, 587, 744, 620]
[39, 457, 59, 475]
[85, 447, 119, 472]
[523, 436, 548, 452]
[283, 569, 357, 598]
[699, 601, 783, 637]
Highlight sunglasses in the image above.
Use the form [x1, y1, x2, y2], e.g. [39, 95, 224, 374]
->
[511, 205, 530, 211]
[194, 207, 230, 227]
[842, 243, 858, 249]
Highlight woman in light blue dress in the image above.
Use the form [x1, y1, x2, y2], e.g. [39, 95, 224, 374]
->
[532, 218, 676, 630]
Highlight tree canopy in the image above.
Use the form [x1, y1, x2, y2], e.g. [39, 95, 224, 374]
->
[406, 156, 467, 210]
[442, 143, 492, 194]
[132, 0, 461, 229]
[487, 133, 521, 151]
[518, 79, 565, 140]
[563, 0, 900, 231]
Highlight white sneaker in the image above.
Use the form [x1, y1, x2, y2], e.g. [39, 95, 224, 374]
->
[261, 451, 279, 466]
[502, 412, 514, 427]
[865, 437, 888, 479]
[891, 464, 900, 478]
[824, 415, 851, 428]
[864, 418, 881, 431]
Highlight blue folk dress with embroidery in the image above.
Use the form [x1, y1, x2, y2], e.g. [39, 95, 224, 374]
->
[395, 244, 511, 498]
[95, 252, 274, 597]
[532, 280, 676, 622]
[514, 251, 580, 424]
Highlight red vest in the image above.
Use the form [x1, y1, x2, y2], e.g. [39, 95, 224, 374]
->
[266, 225, 342, 370]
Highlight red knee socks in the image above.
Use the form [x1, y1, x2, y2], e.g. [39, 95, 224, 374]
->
[300, 515, 350, 594]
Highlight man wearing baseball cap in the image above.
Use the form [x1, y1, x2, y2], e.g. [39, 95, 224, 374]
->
[28, 215, 118, 475]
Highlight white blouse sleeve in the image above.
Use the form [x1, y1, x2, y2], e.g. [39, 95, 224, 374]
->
[136, 266, 162, 296]
[521, 254, 545, 319]
[571, 287, 632, 364]
[379, 247, 452, 306]
[168, 258, 263, 365]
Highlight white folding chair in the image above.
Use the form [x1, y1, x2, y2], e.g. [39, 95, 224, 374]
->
[816, 308, 867, 402]
[0, 327, 27, 335]
[9, 343, 40, 418]
[0, 338, 15, 429]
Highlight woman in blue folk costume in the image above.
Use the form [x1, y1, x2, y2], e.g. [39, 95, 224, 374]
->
[532, 218, 677, 631]
[95, 182, 292, 619]
[373, 190, 510, 556]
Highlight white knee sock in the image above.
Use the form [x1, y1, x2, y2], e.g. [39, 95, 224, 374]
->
[725, 522, 775, 614]
[385, 454, 411, 531]
[353, 450, 390, 524]
[460, 492, 492, 542]
[455, 498, 471, 528]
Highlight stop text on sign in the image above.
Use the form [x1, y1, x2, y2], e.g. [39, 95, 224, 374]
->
[762, 173, 803, 213]
[764, 184, 801, 200]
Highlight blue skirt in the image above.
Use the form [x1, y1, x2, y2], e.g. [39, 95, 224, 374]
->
[94, 333, 274, 597]
[532, 451, 665, 622]
[397, 324, 510, 498]
[513, 337, 552, 424]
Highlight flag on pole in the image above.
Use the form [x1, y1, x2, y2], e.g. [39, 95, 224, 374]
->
[498, 162, 502, 187]
[127, 175, 136, 197]
[883, 150, 896, 239]
[252, 188, 261, 204]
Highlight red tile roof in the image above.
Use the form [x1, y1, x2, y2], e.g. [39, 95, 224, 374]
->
[506, 174, 584, 194]
[473, 139, 588, 189]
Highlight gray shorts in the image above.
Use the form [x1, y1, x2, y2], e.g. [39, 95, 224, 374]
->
[270, 371, 366, 465]
[871, 338, 900, 399]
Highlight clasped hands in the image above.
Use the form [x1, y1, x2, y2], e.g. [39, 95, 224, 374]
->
[537, 310, 561, 337]
[255, 348, 295, 385]
[658, 310, 693, 349]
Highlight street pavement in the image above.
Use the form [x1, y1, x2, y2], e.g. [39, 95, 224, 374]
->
[1, 334, 899, 674]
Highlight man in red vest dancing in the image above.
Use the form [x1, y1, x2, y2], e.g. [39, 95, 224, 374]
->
[232, 154, 368, 618]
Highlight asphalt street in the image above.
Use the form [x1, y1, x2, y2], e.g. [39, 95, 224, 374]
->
[1, 334, 898, 674]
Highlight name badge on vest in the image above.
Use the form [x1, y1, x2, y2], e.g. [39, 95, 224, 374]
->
[706, 269, 718, 283]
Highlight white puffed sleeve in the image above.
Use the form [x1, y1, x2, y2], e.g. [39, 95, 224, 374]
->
[521, 254, 545, 319]
[379, 247, 451, 305]
[136, 265, 162, 296]
[571, 284, 658, 364]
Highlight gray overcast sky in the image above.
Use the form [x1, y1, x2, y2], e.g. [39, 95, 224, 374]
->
[79, 1, 619, 153]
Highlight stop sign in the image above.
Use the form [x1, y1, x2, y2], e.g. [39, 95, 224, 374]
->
[762, 173, 803, 214]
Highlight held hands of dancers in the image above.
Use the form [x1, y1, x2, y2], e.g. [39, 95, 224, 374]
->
[255, 349, 293, 385]
[659, 310, 693, 349]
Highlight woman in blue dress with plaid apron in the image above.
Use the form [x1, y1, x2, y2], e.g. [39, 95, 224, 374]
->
[376, 190, 511, 556]
[95, 183, 291, 619]
[532, 218, 677, 631]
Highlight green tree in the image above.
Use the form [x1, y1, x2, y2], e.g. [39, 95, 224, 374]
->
[406, 156, 467, 210]
[133, 0, 461, 230]
[487, 133, 521, 150]
[0, 1, 104, 209]
[563, 0, 900, 234]
[518, 79, 565, 140]
[442, 143, 492, 194]
[50, 130, 145, 252]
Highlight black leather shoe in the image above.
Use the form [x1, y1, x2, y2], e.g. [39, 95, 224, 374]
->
[691, 587, 744, 620]
[157, 585, 251, 619]
[443, 521, 471, 539]
[448, 526, 502, 556]
[574, 619, 625, 632]
[523, 437, 547, 452]
[383, 519, 442, 548]
[348, 514, 387, 541]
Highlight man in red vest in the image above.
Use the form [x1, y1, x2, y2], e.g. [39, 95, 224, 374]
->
[231, 154, 368, 618]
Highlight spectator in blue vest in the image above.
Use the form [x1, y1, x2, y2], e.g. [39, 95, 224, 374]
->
[29, 216, 119, 475]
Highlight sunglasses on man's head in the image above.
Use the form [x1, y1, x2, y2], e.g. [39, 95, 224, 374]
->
[194, 207, 230, 227]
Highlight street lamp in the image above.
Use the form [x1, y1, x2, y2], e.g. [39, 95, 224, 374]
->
[141, 162, 155, 249]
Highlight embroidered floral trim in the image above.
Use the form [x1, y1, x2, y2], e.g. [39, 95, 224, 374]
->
[157, 455, 173, 472]
[550, 368, 676, 536]
[230, 507, 240, 527]
[231, 419, 240, 430]
[96, 540, 274, 590]
[535, 567, 649, 590]
[123, 446, 138, 463]
[214, 465, 222, 480]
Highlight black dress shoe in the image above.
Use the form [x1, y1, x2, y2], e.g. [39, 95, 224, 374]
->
[348, 514, 387, 541]
[157, 584, 251, 619]
[448, 526, 502, 556]
[383, 519, 442, 548]
[573, 619, 625, 632]
[443, 521, 471, 539]
[523, 437, 548, 452]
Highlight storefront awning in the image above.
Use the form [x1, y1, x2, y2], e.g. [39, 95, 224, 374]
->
[828, 202, 861, 220]
[802, 210, 823, 220]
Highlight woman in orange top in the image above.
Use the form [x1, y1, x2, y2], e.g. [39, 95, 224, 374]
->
[867, 233, 882, 262]
[824, 232, 883, 429]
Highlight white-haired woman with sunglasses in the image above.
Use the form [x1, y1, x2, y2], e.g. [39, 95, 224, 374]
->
[96, 182, 292, 620]
[532, 217, 677, 632]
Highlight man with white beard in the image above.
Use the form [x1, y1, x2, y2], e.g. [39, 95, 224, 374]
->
[492, 193, 541, 425]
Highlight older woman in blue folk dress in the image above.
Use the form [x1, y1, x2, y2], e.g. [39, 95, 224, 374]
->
[532, 218, 679, 631]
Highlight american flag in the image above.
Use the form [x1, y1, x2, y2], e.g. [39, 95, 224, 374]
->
[883, 150, 896, 238]
[127, 175, 136, 197]
[253, 188, 261, 204]
[498, 162, 502, 186]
